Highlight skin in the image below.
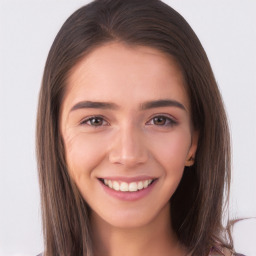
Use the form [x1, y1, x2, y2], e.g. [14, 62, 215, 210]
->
[60, 42, 198, 256]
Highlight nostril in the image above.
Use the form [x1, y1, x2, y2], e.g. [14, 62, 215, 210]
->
[108, 152, 148, 166]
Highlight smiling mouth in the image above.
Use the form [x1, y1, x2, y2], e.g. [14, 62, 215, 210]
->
[99, 178, 157, 192]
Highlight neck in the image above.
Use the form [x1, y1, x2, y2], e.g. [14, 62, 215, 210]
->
[91, 203, 187, 256]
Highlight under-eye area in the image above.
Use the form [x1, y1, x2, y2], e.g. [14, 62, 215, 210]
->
[98, 178, 158, 192]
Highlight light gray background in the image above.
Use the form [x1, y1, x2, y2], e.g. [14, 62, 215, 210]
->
[0, 1, 255, 255]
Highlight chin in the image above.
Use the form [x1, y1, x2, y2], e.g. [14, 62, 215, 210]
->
[91, 202, 171, 230]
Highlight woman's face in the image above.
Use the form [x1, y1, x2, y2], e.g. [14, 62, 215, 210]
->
[60, 42, 198, 229]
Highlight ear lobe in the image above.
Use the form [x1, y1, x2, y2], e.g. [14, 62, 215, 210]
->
[185, 155, 195, 166]
[185, 130, 199, 167]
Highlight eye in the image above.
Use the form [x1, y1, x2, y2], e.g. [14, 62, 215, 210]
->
[80, 116, 108, 127]
[146, 115, 177, 126]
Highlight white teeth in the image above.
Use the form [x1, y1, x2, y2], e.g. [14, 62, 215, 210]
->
[138, 181, 143, 190]
[143, 180, 149, 188]
[120, 182, 128, 192]
[112, 181, 120, 191]
[108, 180, 113, 188]
[129, 182, 138, 192]
[103, 179, 153, 192]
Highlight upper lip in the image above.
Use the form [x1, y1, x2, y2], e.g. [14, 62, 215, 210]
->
[98, 176, 157, 183]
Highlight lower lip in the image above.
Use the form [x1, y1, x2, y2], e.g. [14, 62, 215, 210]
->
[99, 180, 157, 201]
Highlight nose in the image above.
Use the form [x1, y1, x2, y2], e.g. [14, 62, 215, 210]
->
[108, 124, 148, 167]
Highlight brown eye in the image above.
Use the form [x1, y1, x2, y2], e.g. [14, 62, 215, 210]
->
[81, 116, 107, 126]
[89, 117, 103, 126]
[153, 116, 168, 125]
[146, 115, 177, 127]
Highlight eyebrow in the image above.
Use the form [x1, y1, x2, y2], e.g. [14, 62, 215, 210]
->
[140, 99, 186, 111]
[70, 99, 186, 112]
[70, 101, 118, 111]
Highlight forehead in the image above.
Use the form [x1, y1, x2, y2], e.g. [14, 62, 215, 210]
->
[63, 42, 189, 111]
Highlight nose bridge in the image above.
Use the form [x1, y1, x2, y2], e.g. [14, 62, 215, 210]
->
[109, 122, 148, 166]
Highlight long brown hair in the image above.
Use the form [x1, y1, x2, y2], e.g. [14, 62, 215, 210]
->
[36, 0, 232, 255]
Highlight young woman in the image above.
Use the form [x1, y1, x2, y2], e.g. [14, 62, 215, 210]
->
[36, 0, 244, 255]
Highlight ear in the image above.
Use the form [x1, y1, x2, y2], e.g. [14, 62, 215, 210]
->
[185, 130, 199, 167]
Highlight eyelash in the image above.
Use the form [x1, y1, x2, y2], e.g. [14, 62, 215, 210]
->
[80, 116, 109, 127]
[80, 115, 177, 127]
[146, 115, 177, 127]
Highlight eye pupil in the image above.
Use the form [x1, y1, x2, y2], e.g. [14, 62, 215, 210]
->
[90, 118, 103, 126]
[153, 116, 166, 125]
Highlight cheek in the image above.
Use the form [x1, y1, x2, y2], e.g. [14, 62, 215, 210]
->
[63, 132, 108, 179]
[149, 130, 192, 199]
[148, 128, 191, 170]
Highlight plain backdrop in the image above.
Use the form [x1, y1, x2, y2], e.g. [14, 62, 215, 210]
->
[0, 1, 255, 255]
